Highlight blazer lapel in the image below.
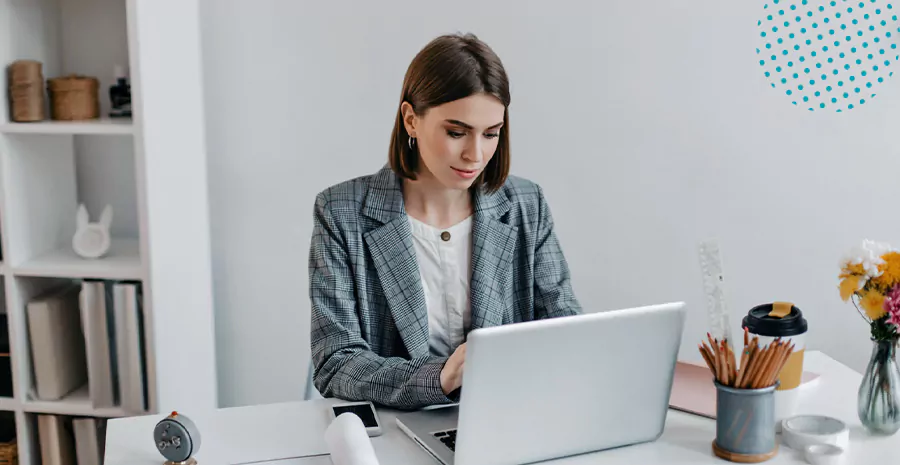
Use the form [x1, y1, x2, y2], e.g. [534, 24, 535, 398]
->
[362, 167, 430, 358]
[469, 186, 517, 331]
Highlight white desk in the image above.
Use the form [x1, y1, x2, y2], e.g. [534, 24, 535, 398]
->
[105, 351, 899, 464]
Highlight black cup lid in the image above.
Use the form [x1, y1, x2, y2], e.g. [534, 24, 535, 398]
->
[741, 303, 808, 337]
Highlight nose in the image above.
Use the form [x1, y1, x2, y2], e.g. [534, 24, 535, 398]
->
[462, 137, 483, 163]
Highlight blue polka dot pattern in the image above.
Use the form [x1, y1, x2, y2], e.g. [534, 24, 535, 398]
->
[758, 0, 900, 111]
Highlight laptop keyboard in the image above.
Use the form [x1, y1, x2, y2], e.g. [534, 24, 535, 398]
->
[432, 429, 457, 451]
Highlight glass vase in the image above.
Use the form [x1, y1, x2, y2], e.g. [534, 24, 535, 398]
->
[858, 337, 900, 435]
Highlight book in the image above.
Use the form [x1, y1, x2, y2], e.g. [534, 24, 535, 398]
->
[80, 280, 117, 408]
[113, 281, 147, 413]
[669, 360, 820, 418]
[37, 414, 76, 465]
[26, 285, 88, 400]
[73, 417, 106, 465]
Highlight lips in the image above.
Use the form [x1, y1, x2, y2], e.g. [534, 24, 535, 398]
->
[452, 167, 479, 179]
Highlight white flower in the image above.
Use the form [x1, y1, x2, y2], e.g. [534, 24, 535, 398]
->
[841, 239, 896, 278]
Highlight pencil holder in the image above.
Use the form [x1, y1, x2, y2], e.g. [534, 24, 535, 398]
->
[713, 380, 779, 463]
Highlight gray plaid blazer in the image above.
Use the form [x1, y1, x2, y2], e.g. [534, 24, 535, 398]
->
[309, 165, 581, 410]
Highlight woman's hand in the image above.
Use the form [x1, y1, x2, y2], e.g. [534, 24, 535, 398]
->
[440, 343, 466, 395]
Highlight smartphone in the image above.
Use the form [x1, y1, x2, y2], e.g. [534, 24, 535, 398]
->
[329, 401, 383, 437]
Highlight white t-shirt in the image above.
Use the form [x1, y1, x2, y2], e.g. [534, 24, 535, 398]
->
[407, 214, 473, 357]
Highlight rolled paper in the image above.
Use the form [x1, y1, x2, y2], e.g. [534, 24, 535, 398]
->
[324, 412, 380, 465]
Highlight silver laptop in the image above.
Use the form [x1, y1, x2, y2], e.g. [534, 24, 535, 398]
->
[395, 302, 686, 465]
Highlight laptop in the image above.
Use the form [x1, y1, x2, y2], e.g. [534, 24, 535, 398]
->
[395, 302, 686, 465]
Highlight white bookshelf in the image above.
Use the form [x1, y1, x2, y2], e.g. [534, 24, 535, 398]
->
[0, 1, 217, 464]
[22, 385, 131, 418]
[0, 398, 18, 413]
[0, 118, 134, 135]
[13, 238, 142, 280]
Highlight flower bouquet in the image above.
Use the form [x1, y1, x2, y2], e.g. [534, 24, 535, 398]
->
[839, 240, 900, 340]
[839, 240, 900, 435]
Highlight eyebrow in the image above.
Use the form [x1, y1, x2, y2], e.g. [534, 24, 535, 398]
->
[444, 119, 504, 130]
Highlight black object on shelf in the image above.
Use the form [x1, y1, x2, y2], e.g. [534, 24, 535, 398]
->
[0, 315, 11, 398]
[109, 64, 132, 118]
[0, 412, 13, 443]
[0, 314, 9, 353]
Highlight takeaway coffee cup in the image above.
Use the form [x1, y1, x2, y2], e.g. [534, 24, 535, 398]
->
[743, 302, 808, 426]
[742, 302, 808, 390]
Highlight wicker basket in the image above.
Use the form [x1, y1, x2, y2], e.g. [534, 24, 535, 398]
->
[47, 74, 99, 121]
[7, 60, 45, 122]
[0, 439, 17, 465]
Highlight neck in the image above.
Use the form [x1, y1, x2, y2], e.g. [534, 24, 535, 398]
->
[403, 178, 472, 229]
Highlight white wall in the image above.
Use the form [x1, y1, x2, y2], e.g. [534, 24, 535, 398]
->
[198, 0, 900, 408]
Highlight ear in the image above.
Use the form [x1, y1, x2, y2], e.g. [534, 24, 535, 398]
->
[99, 205, 113, 229]
[400, 101, 419, 138]
[76, 204, 89, 229]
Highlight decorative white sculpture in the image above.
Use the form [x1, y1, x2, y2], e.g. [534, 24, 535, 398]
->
[72, 204, 112, 259]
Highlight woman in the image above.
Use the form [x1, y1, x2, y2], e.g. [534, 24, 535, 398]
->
[309, 33, 581, 410]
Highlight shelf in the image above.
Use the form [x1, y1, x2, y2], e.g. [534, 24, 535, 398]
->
[23, 385, 129, 418]
[0, 118, 133, 135]
[13, 238, 142, 280]
[0, 398, 18, 412]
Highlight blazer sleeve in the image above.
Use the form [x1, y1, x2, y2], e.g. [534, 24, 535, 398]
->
[308, 193, 455, 409]
[532, 185, 583, 319]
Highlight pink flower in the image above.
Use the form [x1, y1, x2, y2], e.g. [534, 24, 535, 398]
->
[886, 285, 900, 328]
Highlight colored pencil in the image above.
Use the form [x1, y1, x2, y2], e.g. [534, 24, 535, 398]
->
[751, 340, 779, 388]
[697, 332, 794, 389]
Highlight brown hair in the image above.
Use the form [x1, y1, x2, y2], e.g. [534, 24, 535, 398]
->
[389, 33, 511, 192]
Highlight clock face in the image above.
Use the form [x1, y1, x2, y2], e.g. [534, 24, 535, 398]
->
[73, 225, 110, 258]
[75, 229, 104, 250]
[154, 418, 195, 462]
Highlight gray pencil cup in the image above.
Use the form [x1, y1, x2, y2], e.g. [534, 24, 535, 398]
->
[713, 381, 779, 462]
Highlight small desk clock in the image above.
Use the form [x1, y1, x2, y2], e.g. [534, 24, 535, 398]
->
[154, 411, 201, 465]
[72, 204, 112, 259]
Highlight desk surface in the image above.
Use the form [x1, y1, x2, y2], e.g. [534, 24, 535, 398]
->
[106, 351, 898, 464]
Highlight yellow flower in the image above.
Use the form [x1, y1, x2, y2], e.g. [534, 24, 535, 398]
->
[840, 262, 866, 278]
[871, 252, 900, 290]
[860, 291, 887, 320]
[840, 276, 862, 301]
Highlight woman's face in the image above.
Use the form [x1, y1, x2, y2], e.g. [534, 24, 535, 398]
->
[402, 93, 505, 191]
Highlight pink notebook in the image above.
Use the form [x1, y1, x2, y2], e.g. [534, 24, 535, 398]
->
[668, 361, 820, 419]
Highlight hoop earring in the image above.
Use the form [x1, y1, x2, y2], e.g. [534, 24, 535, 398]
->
[408, 136, 416, 149]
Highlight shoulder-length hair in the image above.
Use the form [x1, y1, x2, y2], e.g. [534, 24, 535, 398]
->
[388, 33, 511, 192]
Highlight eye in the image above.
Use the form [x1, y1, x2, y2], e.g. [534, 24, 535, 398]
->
[484, 132, 500, 139]
[447, 130, 466, 139]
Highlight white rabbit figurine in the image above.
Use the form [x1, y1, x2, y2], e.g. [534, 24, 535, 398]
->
[72, 204, 112, 259]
